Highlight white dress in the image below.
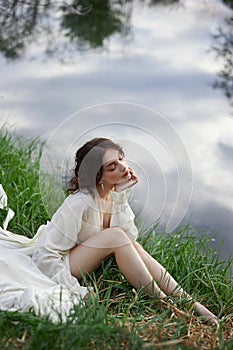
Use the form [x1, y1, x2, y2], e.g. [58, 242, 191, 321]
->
[0, 186, 138, 322]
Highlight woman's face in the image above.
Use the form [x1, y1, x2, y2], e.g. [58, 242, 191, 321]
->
[100, 148, 131, 189]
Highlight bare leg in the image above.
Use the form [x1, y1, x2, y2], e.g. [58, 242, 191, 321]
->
[69, 228, 217, 324]
[133, 242, 187, 297]
[133, 242, 218, 325]
[70, 228, 166, 298]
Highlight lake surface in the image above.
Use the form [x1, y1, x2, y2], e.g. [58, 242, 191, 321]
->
[0, 0, 233, 264]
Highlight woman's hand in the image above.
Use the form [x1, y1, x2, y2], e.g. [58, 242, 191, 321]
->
[114, 167, 138, 192]
[128, 167, 138, 184]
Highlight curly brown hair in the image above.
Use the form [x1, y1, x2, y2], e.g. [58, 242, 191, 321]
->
[68, 137, 124, 194]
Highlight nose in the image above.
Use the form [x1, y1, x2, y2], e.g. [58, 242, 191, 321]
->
[119, 159, 127, 172]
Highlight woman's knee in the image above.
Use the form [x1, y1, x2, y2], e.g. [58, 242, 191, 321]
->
[80, 227, 132, 250]
[99, 227, 132, 248]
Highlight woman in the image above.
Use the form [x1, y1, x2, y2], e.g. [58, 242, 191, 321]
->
[32, 137, 218, 325]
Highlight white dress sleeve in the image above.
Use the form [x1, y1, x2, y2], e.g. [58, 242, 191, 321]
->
[32, 192, 88, 295]
[110, 190, 139, 241]
[121, 198, 138, 240]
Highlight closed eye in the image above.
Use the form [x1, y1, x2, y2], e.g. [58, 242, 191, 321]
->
[106, 162, 116, 171]
[106, 155, 124, 171]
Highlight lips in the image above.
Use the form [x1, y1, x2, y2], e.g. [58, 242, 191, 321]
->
[123, 170, 130, 177]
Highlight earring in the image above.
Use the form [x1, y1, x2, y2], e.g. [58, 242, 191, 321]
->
[100, 183, 105, 191]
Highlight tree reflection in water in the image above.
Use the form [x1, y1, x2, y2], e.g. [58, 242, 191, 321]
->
[61, 0, 132, 50]
[212, 17, 233, 109]
[0, 0, 133, 60]
[0, 0, 51, 59]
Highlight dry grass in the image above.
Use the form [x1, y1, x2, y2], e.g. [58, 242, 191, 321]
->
[129, 305, 233, 349]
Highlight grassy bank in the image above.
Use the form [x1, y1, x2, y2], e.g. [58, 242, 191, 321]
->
[0, 127, 232, 350]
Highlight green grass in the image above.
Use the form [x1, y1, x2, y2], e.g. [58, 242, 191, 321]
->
[0, 127, 48, 237]
[0, 127, 232, 350]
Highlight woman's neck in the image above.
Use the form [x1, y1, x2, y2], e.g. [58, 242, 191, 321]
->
[96, 186, 112, 201]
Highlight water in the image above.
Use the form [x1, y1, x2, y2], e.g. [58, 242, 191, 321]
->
[0, 0, 233, 264]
